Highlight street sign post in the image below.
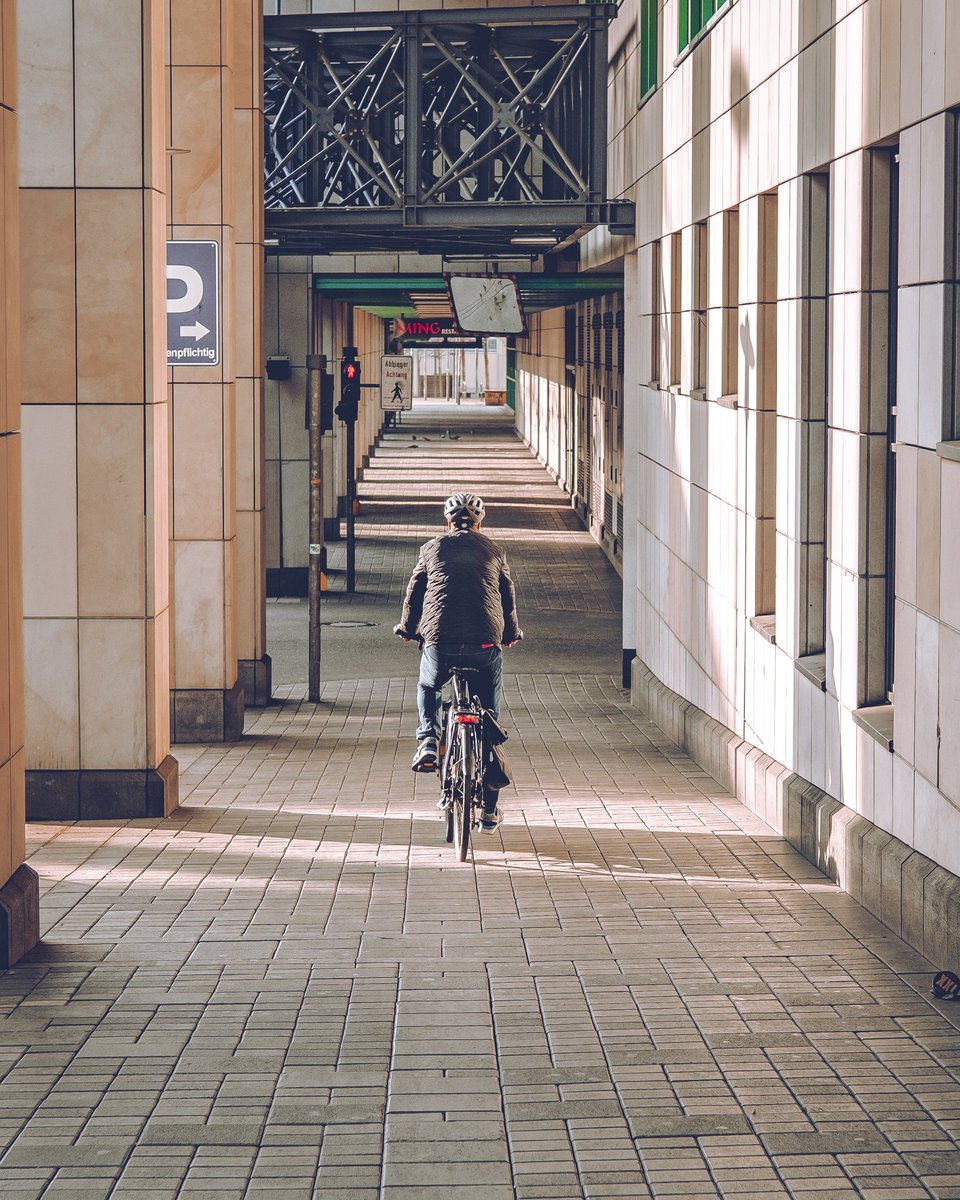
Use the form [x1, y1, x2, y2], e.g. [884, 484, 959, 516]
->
[306, 354, 325, 702]
[380, 354, 413, 410]
[166, 241, 220, 367]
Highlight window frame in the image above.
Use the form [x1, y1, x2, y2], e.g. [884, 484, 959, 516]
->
[944, 111, 960, 442]
[721, 206, 740, 398]
[754, 192, 779, 620]
[669, 231, 682, 387]
[692, 219, 708, 393]
[678, 0, 730, 56]
[639, 0, 658, 101]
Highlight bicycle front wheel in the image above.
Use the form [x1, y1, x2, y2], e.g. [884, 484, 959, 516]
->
[453, 725, 475, 862]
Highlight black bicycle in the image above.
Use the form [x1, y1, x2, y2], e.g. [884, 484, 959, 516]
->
[437, 667, 486, 861]
[394, 625, 517, 860]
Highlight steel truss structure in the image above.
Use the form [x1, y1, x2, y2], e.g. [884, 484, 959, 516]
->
[264, 4, 634, 255]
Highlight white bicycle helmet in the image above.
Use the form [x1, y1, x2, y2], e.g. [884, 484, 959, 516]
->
[444, 492, 485, 527]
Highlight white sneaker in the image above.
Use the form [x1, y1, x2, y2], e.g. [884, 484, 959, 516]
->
[480, 807, 502, 833]
[412, 738, 438, 772]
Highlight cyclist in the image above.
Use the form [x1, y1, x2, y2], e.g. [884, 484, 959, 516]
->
[394, 492, 522, 832]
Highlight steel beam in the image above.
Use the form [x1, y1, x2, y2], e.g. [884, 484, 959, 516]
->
[264, 3, 633, 255]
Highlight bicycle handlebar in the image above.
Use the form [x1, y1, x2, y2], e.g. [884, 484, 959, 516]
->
[393, 625, 523, 648]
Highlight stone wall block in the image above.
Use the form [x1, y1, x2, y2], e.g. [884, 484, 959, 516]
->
[0, 863, 39, 969]
[18, 190, 76, 405]
[783, 775, 806, 849]
[920, 865, 960, 966]
[768, 763, 795, 835]
[860, 824, 893, 917]
[73, 0, 144, 188]
[900, 850, 938, 954]
[880, 837, 912, 937]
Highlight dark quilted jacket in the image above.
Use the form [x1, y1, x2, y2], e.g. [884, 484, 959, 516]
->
[399, 529, 520, 647]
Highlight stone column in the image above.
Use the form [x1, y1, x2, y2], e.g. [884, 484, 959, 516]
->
[620, 251, 640, 684]
[234, 0, 270, 704]
[167, 0, 243, 740]
[778, 173, 829, 662]
[826, 151, 894, 712]
[0, 0, 39, 966]
[19, 0, 176, 820]
[265, 258, 311, 596]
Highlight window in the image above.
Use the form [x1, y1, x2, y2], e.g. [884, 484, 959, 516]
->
[669, 231, 682, 386]
[603, 310, 615, 372]
[754, 193, 778, 620]
[679, 0, 729, 53]
[693, 220, 708, 392]
[650, 240, 662, 384]
[946, 112, 960, 440]
[565, 307, 576, 368]
[640, 0, 658, 98]
[798, 172, 829, 660]
[884, 155, 899, 700]
[722, 208, 739, 397]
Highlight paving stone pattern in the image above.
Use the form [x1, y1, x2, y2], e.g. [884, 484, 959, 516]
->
[329, 406, 621, 615]
[4, 404, 960, 1200]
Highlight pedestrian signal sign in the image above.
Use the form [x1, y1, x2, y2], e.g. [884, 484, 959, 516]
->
[381, 355, 413, 411]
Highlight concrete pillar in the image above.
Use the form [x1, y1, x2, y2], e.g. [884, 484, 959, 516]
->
[19, 0, 177, 820]
[264, 270, 385, 596]
[167, 0, 243, 741]
[621, 252, 640, 683]
[233, 0, 270, 704]
[264, 258, 312, 595]
[0, 0, 39, 966]
[315, 297, 350, 542]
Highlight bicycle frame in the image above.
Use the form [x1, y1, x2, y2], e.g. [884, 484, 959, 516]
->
[439, 669, 486, 859]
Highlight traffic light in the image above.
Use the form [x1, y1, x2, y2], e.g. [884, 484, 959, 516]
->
[336, 348, 361, 423]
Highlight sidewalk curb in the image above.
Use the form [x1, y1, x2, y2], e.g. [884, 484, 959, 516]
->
[630, 656, 960, 971]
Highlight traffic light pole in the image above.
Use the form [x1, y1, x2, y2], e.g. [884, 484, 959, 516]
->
[336, 347, 361, 595]
[336, 345, 372, 596]
[306, 354, 325, 701]
[345, 417, 356, 593]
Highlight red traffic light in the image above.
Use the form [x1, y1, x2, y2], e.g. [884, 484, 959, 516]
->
[344, 363, 359, 380]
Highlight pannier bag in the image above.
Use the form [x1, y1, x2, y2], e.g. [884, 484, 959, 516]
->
[484, 742, 513, 790]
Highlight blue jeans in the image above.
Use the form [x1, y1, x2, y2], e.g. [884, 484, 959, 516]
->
[416, 643, 503, 741]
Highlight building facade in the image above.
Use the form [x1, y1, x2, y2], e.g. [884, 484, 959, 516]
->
[0, 0, 35, 968]
[0, 0, 391, 960]
[546, 0, 960, 963]
[3, 0, 960, 969]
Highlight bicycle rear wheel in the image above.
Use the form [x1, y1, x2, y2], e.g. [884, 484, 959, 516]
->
[453, 726, 475, 861]
[440, 707, 456, 844]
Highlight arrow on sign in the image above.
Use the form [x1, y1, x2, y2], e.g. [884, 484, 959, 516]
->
[179, 321, 210, 342]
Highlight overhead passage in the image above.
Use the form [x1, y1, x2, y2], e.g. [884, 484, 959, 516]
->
[264, 3, 634, 256]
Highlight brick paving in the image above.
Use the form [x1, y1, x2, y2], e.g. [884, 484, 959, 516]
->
[4, 403, 960, 1200]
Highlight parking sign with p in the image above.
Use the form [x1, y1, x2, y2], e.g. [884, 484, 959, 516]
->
[166, 241, 220, 367]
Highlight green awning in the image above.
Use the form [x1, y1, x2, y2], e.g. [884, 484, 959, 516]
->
[313, 273, 622, 315]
